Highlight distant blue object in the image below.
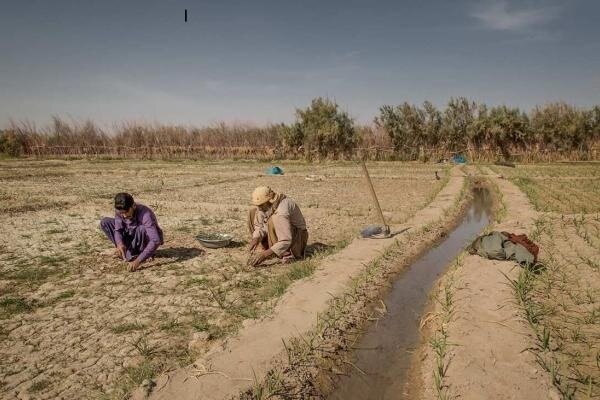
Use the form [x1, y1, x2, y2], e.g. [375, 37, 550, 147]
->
[452, 154, 466, 164]
[266, 166, 284, 175]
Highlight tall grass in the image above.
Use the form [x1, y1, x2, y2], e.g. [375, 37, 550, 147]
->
[1, 118, 288, 159]
[1, 98, 599, 161]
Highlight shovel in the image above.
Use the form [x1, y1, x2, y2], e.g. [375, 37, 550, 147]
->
[360, 160, 391, 238]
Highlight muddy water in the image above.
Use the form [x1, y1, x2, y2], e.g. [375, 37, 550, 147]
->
[329, 188, 493, 400]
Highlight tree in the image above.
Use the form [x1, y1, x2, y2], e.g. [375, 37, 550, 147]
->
[487, 105, 530, 157]
[422, 101, 442, 147]
[291, 97, 358, 159]
[589, 105, 600, 141]
[530, 103, 590, 151]
[467, 103, 490, 150]
[440, 97, 477, 152]
[375, 102, 424, 158]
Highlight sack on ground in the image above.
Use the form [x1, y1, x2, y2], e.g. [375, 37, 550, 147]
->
[467, 231, 538, 267]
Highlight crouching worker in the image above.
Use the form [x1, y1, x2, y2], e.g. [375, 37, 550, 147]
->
[100, 192, 164, 272]
[247, 186, 308, 267]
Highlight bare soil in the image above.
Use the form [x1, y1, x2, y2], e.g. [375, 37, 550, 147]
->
[0, 159, 447, 400]
[6, 160, 595, 400]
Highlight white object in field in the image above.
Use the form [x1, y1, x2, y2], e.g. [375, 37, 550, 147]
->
[305, 174, 326, 182]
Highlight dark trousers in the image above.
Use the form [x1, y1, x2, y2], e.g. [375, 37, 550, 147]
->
[100, 217, 148, 261]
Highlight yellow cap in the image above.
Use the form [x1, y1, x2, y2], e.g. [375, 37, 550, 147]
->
[251, 186, 273, 206]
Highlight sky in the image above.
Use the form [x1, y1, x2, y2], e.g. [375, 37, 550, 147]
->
[1, 0, 599, 128]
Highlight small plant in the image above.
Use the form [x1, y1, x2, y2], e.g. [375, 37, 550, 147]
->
[248, 369, 286, 400]
[287, 260, 315, 281]
[159, 317, 181, 332]
[38, 255, 69, 267]
[112, 322, 145, 334]
[45, 228, 66, 235]
[190, 313, 227, 340]
[200, 217, 212, 226]
[55, 290, 75, 300]
[0, 297, 34, 316]
[207, 287, 232, 310]
[232, 303, 260, 319]
[28, 379, 50, 393]
[261, 276, 291, 299]
[185, 277, 209, 287]
[191, 313, 210, 332]
[540, 326, 551, 350]
[124, 361, 157, 386]
[131, 336, 157, 358]
[8, 266, 61, 285]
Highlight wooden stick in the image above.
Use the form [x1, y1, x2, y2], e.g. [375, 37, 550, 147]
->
[360, 159, 390, 235]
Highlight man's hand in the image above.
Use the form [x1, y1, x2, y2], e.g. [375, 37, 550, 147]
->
[248, 237, 259, 253]
[116, 244, 127, 260]
[128, 259, 141, 272]
[247, 249, 274, 267]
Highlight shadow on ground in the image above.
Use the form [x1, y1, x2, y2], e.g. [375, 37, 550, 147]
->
[149, 247, 205, 268]
[305, 242, 334, 257]
[226, 240, 247, 249]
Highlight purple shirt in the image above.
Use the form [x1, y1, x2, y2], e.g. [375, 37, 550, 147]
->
[114, 203, 164, 262]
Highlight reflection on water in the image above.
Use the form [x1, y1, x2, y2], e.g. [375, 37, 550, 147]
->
[470, 186, 493, 222]
[329, 188, 493, 400]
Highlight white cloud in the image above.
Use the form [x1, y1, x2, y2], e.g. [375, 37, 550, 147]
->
[470, 1, 560, 31]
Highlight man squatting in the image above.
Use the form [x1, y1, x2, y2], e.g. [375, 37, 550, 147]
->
[99, 187, 308, 271]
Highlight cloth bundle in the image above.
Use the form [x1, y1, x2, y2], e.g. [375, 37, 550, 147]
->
[467, 231, 539, 267]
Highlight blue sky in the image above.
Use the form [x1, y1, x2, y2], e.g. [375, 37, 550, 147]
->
[1, 0, 599, 128]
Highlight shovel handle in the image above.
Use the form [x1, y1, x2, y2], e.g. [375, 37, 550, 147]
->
[360, 160, 389, 234]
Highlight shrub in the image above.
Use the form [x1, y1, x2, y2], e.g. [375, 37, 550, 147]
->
[530, 102, 592, 151]
[0, 129, 25, 156]
[291, 97, 358, 159]
[440, 97, 477, 152]
[376, 103, 424, 154]
[486, 105, 530, 157]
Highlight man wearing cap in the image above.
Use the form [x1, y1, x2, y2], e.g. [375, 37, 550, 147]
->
[100, 192, 164, 272]
[247, 186, 308, 267]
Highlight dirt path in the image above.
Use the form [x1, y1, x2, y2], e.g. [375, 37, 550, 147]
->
[420, 167, 558, 399]
[146, 167, 467, 400]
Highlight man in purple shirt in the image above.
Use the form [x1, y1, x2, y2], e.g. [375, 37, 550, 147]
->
[100, 193, 164, 271]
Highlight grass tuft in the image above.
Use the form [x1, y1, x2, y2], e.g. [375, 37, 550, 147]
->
[111, 322, 146, 334]
[0, 297, 34, 317]
[28, 379, 51, 393]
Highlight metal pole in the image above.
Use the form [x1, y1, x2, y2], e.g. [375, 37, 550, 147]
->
[360, 159, 390, 235]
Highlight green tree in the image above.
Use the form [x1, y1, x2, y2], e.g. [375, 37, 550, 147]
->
[422, 101, 442, 147]
[279, 123, 304, 152]
[375, 102, 425, 159]
[487, 105, 530, 157]
[530, 103, 590, 151]
[291, 97, 358, 159]
[467, 103, 490, 150]
[440, 97, 477, 152]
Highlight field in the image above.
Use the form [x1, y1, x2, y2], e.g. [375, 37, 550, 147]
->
[0, 159, 447, 399]
[491, 164, 600, 214]
[491, 163, 600, 398]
